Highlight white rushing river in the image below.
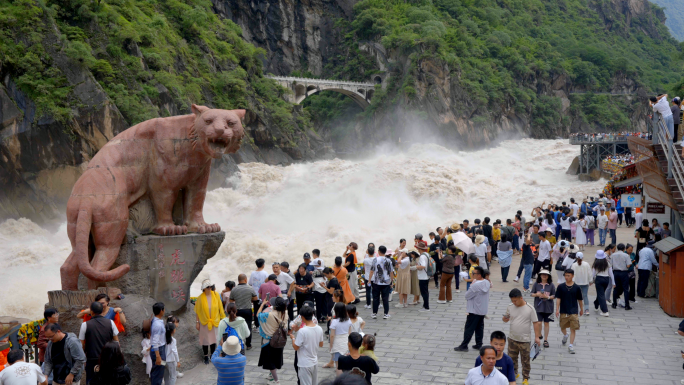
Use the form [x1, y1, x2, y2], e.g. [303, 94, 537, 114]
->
[0, 139, 605, 319]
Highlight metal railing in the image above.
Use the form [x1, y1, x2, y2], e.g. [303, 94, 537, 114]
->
[653, 113, 684, 194]
[569, 134, 630, 144]
[265, 75, 375, 87]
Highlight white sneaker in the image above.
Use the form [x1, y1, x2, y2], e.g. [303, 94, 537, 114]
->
[606, 299, 612, 304]
[383, 314, 391, 320]
[419, 308, 431, 312]
[395, 303, 404, 308]
[455, 290, 461, 293]
[447, 300, 453, 303]
[177, 372, 184, 378]
[513, 277, 519, 282]
[364, 304, 372, 309]
[371, 313, 377, 319]
[568, 345, 575, 354]
[600, 312, 610, 317]
[436, 300, 447, 304]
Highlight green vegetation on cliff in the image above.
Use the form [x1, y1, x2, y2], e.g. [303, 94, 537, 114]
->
[649, 0, 684, 41]
[0, 0, 296, 130]
[312, 0, 683, 133]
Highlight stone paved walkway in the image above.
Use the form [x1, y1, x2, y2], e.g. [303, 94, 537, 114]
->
[183, 227, 684, 384]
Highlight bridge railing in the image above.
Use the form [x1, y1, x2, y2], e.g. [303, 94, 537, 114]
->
[265, 75, 375, 87]
[569, 134, 629, 144]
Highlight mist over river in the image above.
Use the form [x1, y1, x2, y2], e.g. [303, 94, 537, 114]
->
[0, 139, 604, 319]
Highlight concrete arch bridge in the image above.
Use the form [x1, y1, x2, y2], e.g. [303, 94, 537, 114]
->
[266, 76, 378, 109]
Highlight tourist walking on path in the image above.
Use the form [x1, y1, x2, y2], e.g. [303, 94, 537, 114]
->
[626, 244, 637, 302]
[570, 253, 592, 316]
[91, 341, 131, 385]
[516, 235, 535, 292]
[608, 208, 618, 246]
[290, 306, 324, 385]
[333, 257, 355, 304]
[611, 243, 633, 310]
[257, 297, 289, 384]
[369, 246, 394, 319]
[555, 269, 584, 354]
[603, 244, 616, 304]
[229, 274, 258, 350]
[496, 235, 513, 282]
[592, 250, 614, 316]
[454, 266, 491, 352]
[415, 241, 431, 312]
[531, 270, 555, 347]
[575, 214, 587, 250]
[473, 331, 516, 384]
[534, 231, 552, 278]
[211, 336, 246, 385]
[502, 288, 541, 385]
[559, 213, 572, 241]
[42, 323, 86, 385]
[597, 208, 608, 246]
[585, 212, 595, 246]
[394, 240, 411, 307]
[79, 301, 120, 383]
[553, 241, 570, 283]
[343, 243, 360, 303]
[196, 279, 226, 363]
[637, 245, 658, 298]
[438, 246, 459, 303]
[465, 346, 509, 385]
[337, 333, 380, 384]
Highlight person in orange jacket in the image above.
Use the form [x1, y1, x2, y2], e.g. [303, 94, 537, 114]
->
[78, 294, 126, 332]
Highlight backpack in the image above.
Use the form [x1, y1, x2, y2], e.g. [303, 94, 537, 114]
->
[422, 252, 436, 277]
[221, 323, 245, 352]
[269, 315, 288, 349]
[587, 216, 596, 230]
[555, 254, 566, 271]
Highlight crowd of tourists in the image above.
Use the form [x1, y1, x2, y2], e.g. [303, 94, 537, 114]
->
[0, 194, 672, 385]
[569, 131, 650, 142]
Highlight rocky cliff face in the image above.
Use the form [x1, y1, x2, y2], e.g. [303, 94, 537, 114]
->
[211, 0, 358, 76]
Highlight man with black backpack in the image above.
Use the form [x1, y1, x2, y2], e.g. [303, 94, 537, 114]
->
[415, 241, 432, 312]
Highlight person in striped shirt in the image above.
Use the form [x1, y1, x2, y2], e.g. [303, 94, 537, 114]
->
[211, 336, 246, 385]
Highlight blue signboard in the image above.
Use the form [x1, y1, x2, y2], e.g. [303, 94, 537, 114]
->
[621, 194, 642, 208]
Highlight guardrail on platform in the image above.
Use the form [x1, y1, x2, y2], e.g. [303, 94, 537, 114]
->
[569, 135, 629, 144]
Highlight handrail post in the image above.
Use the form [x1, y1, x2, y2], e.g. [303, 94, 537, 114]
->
[669, 133, 674, 178]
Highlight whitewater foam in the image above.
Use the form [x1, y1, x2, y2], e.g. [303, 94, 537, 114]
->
[0, 139, 603, 319]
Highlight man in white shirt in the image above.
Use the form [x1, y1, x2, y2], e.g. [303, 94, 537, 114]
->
[272, 263, 295, 298]
[363, 250, 376, 310]
[536, 231, 552, 275]
[289, 306, 324, 385]
[635, 210, 643, 230]
[650, 94, 675, 139]
[311, 249, 325, 271]
[597, 209, 609, 246]
[0, 350, 47, 385]
[465, 346, 509, 385]
[569, 198, 580, 217]
[559, 215, 572, 241]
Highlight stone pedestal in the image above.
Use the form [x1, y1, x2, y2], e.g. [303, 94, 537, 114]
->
[78, 232, 225, 312]
[51, 232, 225, 384]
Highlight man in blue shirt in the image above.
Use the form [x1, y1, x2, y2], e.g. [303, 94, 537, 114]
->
[637, 246, 659, 297]
[466, 346, 509, 385]
[474, 331, 516, 384]
[150, 302, 166, 385]
[212, 336, 247, 385]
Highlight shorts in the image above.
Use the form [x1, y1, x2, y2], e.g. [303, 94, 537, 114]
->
[559, 313, 580, 330]
[332, 352, 343, 362]
[537, 312, 554, 323]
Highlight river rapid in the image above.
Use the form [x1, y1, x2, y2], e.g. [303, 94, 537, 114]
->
[0, 139, 604, 319]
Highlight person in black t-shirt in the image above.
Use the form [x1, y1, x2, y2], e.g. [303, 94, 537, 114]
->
[429, 236, 443, 288]
[294, 264, 314, 315]
[321, 268, 342, 319]
[337, 332, 379, 384]
[635, 219, 655, 257]
[555, 269, 583, 354]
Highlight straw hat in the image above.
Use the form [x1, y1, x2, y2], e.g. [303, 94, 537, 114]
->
[222, 336, 241, 356]
[450, 223, 461, 231]
[475, 235, 485, 245]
